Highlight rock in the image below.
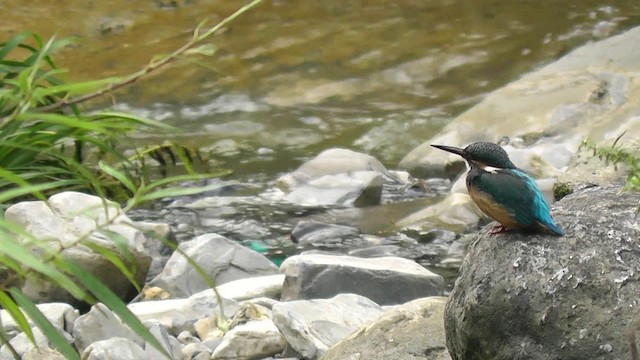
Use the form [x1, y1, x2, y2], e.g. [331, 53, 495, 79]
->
[215, 274, 285, 301]
[130, 291, 240, 335]
[290, 220, 363, 247]
[229, 302, 273, 329]
[22, 346, 66, 360]
[142, 321, 182, 360]
[397, 193, 485, 233]
[182, 342, 211, 360]
[211, 320, 287, 359]
[5, 192, 151, 306]
[273, 294, 384, 360]
[285, 171, 384, 207]
[73, 303, 143, 355]
[0, 302, 78, 335]
[277, 148, 394, 190]
[445, 185, 640, 360]
[145, 233, 279, 298]
[280, 254, 444, 305]
[0, 327, 61, 360]
[81, 338, 148, 360]
[400, 26, 640, 178]
[321, 297, 451, 360]
[277, 148, 406, 207]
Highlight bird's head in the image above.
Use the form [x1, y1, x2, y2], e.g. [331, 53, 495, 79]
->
[431, 141, 516, 170]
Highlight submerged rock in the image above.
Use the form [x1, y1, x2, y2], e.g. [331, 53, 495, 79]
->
[445, 185, 640, 360]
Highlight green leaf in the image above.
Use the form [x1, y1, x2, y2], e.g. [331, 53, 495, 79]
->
[98, 162, 137, 194]
[9, 288, 80, 360]
[0, 226, 86, 300]
[65, 262, 172, 359]
[0, 32, 32, 60]
[184, 44, 216, 57]
[0, 291, 34, 344]
[137, 181, 233, 202]
[81, 237, 141, 292]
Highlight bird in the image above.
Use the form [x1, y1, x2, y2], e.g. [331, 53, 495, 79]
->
[431, 141, 563, 236]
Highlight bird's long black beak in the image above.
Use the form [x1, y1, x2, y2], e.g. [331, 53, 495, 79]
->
[431, 144, 468, 159]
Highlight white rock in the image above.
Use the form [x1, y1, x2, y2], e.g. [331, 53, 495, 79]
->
[82, 338, 148, 360]
[73, 303, 143, 355]
[272, 293, 383, 359]
[0, 303, 77, 334]
[4, 192, 151, 305]
[215, 274, 285, 301]
[211, 320, 286, 359]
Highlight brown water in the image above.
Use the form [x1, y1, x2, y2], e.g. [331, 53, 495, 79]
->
[2, 0, 640, 179]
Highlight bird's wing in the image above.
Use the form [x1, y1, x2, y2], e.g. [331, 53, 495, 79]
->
[471, 169, 551, 226]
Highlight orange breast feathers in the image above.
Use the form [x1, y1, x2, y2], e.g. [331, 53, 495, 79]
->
[468, 186, 521, 229]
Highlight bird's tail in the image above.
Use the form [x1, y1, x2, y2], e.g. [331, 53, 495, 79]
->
[537, 219, 564, 237]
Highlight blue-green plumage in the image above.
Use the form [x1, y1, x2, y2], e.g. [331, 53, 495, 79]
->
[432, 142, 563, 236]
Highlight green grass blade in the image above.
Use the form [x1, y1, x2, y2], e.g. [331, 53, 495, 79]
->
[137, 182, 233, 202]
[0, 229, 86, 300]
[9, 288, 80, 360]
[81, 239, 141, 292]
[98, 162, 137, 193]
[65, 262, 172, 359]
[0, 291, 34, 344]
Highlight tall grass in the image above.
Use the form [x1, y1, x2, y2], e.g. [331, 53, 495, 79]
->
[0, 0, 265, 358]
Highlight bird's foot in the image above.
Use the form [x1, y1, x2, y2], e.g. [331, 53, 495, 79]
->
[489, 224, 510, 235]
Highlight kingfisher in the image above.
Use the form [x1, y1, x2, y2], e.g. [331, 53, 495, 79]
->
[431, 141, 563, 236]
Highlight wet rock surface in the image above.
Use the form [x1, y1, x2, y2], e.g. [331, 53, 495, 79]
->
[445, 185, 640, 360]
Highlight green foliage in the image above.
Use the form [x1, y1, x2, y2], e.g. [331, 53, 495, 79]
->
[581, 132, 640, 193]
[0, 0, 266, 357]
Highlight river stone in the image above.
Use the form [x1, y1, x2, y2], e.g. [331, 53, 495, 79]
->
[129, 291, 240, 335]
[445, 184, 640, 360]
[143, 321, 182, 360]
[81, 338, 148, 360]
[145, 233, 279, 298]
[4, 192, 151, 306]
[0, 327, 54, 360]
[0, 302, 78, 335]
[277, 148, 393, 190]
[211, 320, 287, 359]
[284, 171, 384, 207]
[400, 26, 640, 178]
[208, 274, 285, 302]
[280, 254, 444, 305]
[273, 294, 384, 360]
[22, 347, 66, 360]
[321, 296, 450, 360]
[277, 148, 407, 207]
[73, 303, 144, 355]
[398, 193, 485, 233]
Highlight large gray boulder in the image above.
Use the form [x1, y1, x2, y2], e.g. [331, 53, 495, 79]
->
[400, 26, 640, 178]
[145, 233, 279, 298]
[4, 192, 151, 306]
[321, 297, 451, 360]
[280, 254, 444, 305]
[445, 185, 640, 360]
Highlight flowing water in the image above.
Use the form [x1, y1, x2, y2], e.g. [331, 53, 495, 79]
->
[3, 1, 640, 286]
